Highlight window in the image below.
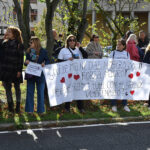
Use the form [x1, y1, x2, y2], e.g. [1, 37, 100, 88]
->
[30, 0, 37, 3]
[30, 15, 37, 22]
[31, 9, 37, 15]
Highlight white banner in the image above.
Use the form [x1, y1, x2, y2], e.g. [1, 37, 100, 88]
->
[25, 62, 43, 77]
[43, 59, 150, 107]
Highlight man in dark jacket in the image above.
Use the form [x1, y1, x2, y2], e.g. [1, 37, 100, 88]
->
[53, 29, 62, 51]
[138, 30, 149, 53]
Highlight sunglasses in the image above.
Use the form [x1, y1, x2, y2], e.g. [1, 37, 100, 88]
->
[94, 36, 99, 38]
[68, 39, 75, 42]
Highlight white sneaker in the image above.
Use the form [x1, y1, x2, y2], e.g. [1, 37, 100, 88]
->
[112, 106, 117, 112]
[124, 106, 130, 112]
[144, 103, 148, 106]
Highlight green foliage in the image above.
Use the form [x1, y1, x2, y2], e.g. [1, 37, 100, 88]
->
[34, 8, 68, 47]
[34, 9, 47, 47]
[144, 0, 150, 2]
[56, 0, 87, 35]
[1, 7, 17, 26]
[38, 0, 45, 2]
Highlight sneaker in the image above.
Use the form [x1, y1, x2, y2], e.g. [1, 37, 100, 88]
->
[124, 106, 130, 112]
[144, 103, 148, 106]
[112, 106, 117, 112]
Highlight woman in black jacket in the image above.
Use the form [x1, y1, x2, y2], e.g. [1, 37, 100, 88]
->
[143, 43, 150, 109]
[0, 26, 24, 113]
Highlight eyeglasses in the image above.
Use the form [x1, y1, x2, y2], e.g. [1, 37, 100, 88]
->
[94, 36, 99, 38]
[68, 39, 75, 42]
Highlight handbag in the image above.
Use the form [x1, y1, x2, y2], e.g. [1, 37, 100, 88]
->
[25, 73, 34, 80]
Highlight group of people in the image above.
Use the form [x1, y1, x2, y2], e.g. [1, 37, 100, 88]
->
[0, 26, 50, 114]
[0, 25, 150, 114]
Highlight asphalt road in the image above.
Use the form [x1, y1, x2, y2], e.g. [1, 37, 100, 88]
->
[0, 122, 150, 150]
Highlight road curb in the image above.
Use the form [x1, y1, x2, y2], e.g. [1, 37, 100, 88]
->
[0, 116, 150, 131]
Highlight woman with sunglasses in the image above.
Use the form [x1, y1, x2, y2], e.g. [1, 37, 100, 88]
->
[58, 34, 85, 113]
[86, 34, 103, 59]
[24, 37, 50, 114]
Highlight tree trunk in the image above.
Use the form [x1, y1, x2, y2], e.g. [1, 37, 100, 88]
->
[45, 0, 60, 59]
[76, 0, 88, 43]
[67, 1, 79, 35]
[23, 0, 30, 48]
[112, 33, 117, 50]
[45, 0, 60, 110]
[13, 0, 29, 49]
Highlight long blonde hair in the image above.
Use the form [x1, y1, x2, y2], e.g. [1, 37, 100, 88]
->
[6, 26, 23, 44]
[27, 37, 41, 55]
[145, 43, 150, 53]
[126, 34, 138, 45]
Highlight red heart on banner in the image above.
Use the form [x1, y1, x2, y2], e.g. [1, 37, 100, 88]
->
[68, 73, 72, 78]
[130, 90, 135, 95]
[136, 72, 140, 77]
[60, 77, 65, 83]
[74, 75, 80, 80]
[128, 73, 133, 79]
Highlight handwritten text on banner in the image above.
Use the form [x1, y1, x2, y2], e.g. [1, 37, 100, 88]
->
[43, 59, 150, 107]
[25, 62, 43, 77]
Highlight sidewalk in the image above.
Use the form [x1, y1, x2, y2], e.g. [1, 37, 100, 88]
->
[0, 115, 150, 131]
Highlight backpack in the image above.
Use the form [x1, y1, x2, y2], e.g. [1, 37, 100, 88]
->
[68, 47, 88, 59]
[52, 46, 88, 63]
[51, 46, 64, 63]
[79, 47, 88, 58]
[113, 50, 129, 59]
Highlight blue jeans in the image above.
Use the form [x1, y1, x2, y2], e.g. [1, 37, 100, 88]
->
[111, 99, 127, 106]
[25, 78, 45, 113]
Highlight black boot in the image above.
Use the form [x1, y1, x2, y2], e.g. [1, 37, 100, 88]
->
[8, 102, 14, 113]
[16, 102, 20, 113]
[65, 102, 70, 112]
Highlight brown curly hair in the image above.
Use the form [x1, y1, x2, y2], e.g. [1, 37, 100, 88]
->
[6, 26, 23, 44]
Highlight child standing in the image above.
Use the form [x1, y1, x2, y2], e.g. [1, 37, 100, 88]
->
[25, 37, 50, 114]
[0, 26, 24, 113]
[109, 39, 130, 112]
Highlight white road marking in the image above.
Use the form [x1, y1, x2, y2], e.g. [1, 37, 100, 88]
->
[56, 130, 62, 138]
[0, 120, 150, 134]
[27, 129, 38, 141]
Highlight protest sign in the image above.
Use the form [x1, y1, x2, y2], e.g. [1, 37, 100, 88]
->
[43, 59, 150, 107]
[25, 62, 42, 77]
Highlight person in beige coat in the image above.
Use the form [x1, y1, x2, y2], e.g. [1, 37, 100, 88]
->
[86, 34, 103, 58]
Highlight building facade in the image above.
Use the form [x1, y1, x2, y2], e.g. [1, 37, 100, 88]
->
[0, 0, 16, 37]
[89, 0, 150, 38]
[0, 0, 46, 38]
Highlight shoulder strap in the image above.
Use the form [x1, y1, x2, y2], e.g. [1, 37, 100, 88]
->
[113, 51, 115, 59]
[127, 51, 129, 58]
[68, 48, 74, 57]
